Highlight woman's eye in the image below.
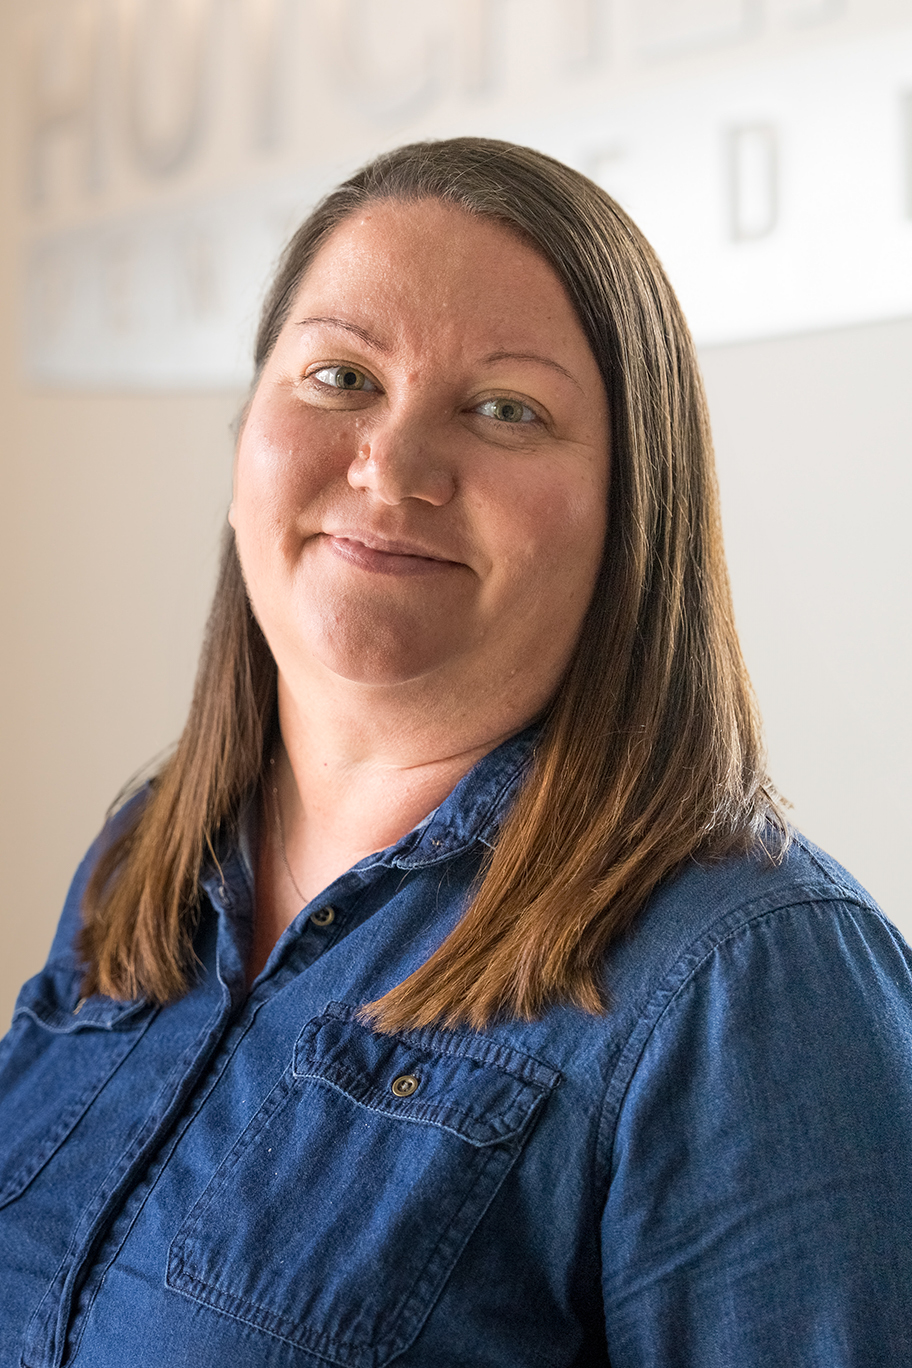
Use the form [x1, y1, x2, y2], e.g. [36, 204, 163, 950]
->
[311, 365, 376, 392]
[476, 397, 537, 425]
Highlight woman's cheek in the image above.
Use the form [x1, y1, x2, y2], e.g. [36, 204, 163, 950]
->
[483, 464, 605, 574]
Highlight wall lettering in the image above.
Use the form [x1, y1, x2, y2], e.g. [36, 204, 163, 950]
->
[460, 0, 505, 95]
[177, 225, 221, 321]
[329, 0, 442, 122]
[18, 6, 912, 384]
[636, 0, 762, 57]
[31, 244, 76, 341]
[561, 0, 605, 71]
[100, 233, 137, 333]
[125, 0, 212, 176]
[244, 0, 296, 152]
[726, 123, 779, 241]
[780, 0, 846, 25]
[27, 1, 103, 205]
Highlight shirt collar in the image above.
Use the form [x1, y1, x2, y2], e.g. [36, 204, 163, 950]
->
[202, 722, 540, 910]
[388, 724, 540, 869]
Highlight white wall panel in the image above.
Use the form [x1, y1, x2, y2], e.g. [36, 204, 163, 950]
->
[14, 1, 912, 386]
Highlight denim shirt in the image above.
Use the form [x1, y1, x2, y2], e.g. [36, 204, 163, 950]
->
[2, 729, 912, 1368]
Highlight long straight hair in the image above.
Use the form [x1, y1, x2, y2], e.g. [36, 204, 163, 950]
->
[79, 138, 786, 1028]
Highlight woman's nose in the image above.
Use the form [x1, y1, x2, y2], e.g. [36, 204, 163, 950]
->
[346, 413, 455, 507]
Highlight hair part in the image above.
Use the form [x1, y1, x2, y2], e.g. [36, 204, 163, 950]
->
[79, 136, 786, 1027]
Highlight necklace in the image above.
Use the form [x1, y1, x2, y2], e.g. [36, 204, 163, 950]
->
[269, 755, 307, 907]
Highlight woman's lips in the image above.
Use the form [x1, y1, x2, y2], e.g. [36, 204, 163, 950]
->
[324, 534, 460, 576]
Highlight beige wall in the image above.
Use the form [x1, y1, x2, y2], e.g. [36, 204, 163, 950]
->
[0, 1, 238, 1022]
[2, 1, 910, 1028]
[0, 386, 237, 989]
[701, 319, 912, 918]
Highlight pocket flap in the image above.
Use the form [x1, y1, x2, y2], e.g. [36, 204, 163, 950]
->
[292, 1001, 560, 1148]
[12, 969, 151, 1034]
[0, 971, 156, 1208]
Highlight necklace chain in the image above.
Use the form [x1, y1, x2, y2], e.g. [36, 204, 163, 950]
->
[269, 755, 307, 907]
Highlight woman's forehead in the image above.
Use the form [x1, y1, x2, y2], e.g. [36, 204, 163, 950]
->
[282, 199, 594, 368]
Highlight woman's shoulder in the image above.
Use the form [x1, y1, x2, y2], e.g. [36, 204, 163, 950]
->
[501, 829, 910, 1142]
[488, 828, 907, 1115]
[603, 826, 897, 1016]
[588, 827, 912, 1140]
[591, 835, 912, 1361]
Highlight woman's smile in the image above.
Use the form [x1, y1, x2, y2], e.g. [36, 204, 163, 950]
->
[321, 532, 464, 576]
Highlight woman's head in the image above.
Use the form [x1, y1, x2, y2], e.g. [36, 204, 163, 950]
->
[244, 138, 717, 731]
[230, 192, 610, 746]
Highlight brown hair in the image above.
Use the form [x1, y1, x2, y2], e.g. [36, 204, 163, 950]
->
[79, 137, 786, 1028]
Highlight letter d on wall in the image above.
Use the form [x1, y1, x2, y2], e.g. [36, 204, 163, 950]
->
[726, 123, 779, 242]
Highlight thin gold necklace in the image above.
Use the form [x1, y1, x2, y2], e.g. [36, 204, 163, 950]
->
[269, 755, 307, 907]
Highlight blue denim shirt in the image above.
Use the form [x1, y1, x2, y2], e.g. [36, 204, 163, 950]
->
[2, 729, 912, 1367]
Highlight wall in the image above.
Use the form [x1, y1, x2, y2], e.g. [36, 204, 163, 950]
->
[702, 318, 912, 916]
[21, 0, 912, 382]
[2, 0, 910, 1027]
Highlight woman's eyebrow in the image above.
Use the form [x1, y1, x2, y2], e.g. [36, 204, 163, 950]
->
[294, 315, 390, 352]
[482, 350, 583, 392]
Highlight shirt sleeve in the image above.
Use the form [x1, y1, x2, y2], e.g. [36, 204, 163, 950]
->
[600, 898, 912, 1367]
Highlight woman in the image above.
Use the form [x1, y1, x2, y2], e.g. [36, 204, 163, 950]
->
[1, 138, 911, 1367]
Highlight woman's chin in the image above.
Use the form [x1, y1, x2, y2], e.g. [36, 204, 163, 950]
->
[301, 621, 465, 690]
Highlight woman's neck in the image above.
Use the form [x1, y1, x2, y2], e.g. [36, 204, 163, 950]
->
[245, 672, 522, 985]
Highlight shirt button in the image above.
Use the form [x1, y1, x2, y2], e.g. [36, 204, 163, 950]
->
[309, 906, 335, 927]
[391, 1073, 420, 1098]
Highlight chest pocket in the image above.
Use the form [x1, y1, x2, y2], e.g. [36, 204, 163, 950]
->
[0, 968, 155, 1208]
[167, 1000, 560, 1367]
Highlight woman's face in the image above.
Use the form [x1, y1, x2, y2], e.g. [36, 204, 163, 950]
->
[231, 199, 610, 722]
